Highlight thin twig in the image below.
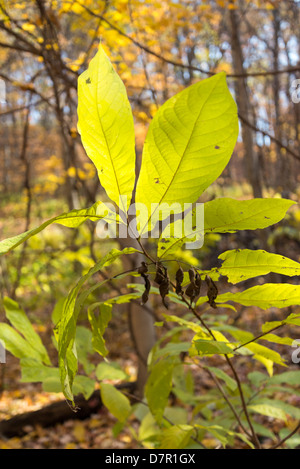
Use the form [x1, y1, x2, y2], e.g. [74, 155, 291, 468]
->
[271, 421, 300, 449]
[75, 1, 300, 80]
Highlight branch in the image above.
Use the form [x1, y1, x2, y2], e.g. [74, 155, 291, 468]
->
[238, 113, 300, 162]
[272, 421, 300, 449]
[168, 280, 262, 448]
[75, 1, 300, 80]
[198, 362, 252, 439]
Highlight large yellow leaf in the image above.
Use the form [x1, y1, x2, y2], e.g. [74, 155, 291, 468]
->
[77, 45, 136, 212]
[135, 72, 238, 234]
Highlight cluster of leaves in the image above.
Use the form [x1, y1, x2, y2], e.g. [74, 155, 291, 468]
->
[1, 45, 300, 449]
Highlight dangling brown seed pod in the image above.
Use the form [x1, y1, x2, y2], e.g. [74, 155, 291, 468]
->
[194, 273, 201, 298]
[205, 275, 218, 308]
[137, 261, 148, 275]
[154, 262, 165, 285]
[141, 275, 151, 305]
[188, 268, 196, 283]
[185, 282, 196, 299]
[185, 269, 201, 306]
[175, 266, 184, 295]
[137, 262, 150, 305]
[159, 276, 170, 309]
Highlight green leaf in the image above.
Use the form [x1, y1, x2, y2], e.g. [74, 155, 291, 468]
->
[204, 197, 295, 233]
[214, 283, 300, 309]
[75, 326, 95, 374]
[195, 424, 230, 447]
[100, 383, 131, 422]
[96, 361, 128, 381]
[261, 312, 300, 333]
[78, 45, 136, 212]
[72, 375, 95, 400]
[279, 429, 300, 449]
[3, 297, 50, 365]
[260, 334, 294, 346]
[157, 212, 204, 259]
[153, 342, 191, 360]
[145, 357, 175, 424]
[220, 324, 254, 344]
[249, 404, 287, 422]
[58, 247, 138, 402]
[20, 358, 59, 383]
[157, 197, 294, 260]
[158, 425, 194, 449]
[0, 201, 118, 256]
[269, 370, 300, 386]
[243, 342, 286, 367]
[87, 303, 112, 357]
[218, 249, 300, 284]
[162, 314, 204, 334]
[138, 411, 159, 443]
[248, 371, 268, 387]
[193, 339, 234, 356]
[135, 72, 238, 234]
[41, 372, 96, 400]
[205, 366, 237, 392]
[0, 323, 45, 362]
[251, 398, 300, 421]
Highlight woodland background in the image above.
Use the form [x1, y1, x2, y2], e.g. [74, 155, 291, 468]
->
[0, 0, 300, 449]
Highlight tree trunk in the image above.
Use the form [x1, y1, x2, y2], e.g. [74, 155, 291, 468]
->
[272, 9, 290, 192]
[229, 6, 262, 198]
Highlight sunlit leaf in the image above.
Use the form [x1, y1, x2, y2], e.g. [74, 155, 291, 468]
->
[100, 383, 132, 422]
[78, 45, 136, 212]
[209, 283, 300, 309]
[204, 197, 295, 233]
[218, 249, 300, 284]
[135, 72, 238, 234]
[3, 297, 51, 365]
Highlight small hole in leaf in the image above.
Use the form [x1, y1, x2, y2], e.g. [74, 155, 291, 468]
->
[215, 145, 220, 149]
[86, 77, 91, 84]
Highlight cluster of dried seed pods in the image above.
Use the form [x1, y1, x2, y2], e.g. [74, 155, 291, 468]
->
[136, 262, 218, 311]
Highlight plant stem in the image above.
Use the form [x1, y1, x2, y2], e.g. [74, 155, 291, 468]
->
[175, 287, 261, 448]
[271, 421, 300, 449]
[130, 242, 261, 448]
[233, 324, 287, 352]
[197, 362, 252, 439]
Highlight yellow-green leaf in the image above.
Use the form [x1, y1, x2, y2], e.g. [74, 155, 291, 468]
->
[219, 249, 300, 284]
[100, 383, 131, 422]
[135, 72, 238, 234]
[78, 45, 136, 212]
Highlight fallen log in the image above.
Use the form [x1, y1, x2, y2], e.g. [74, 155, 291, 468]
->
[0, 382, 136, 438]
